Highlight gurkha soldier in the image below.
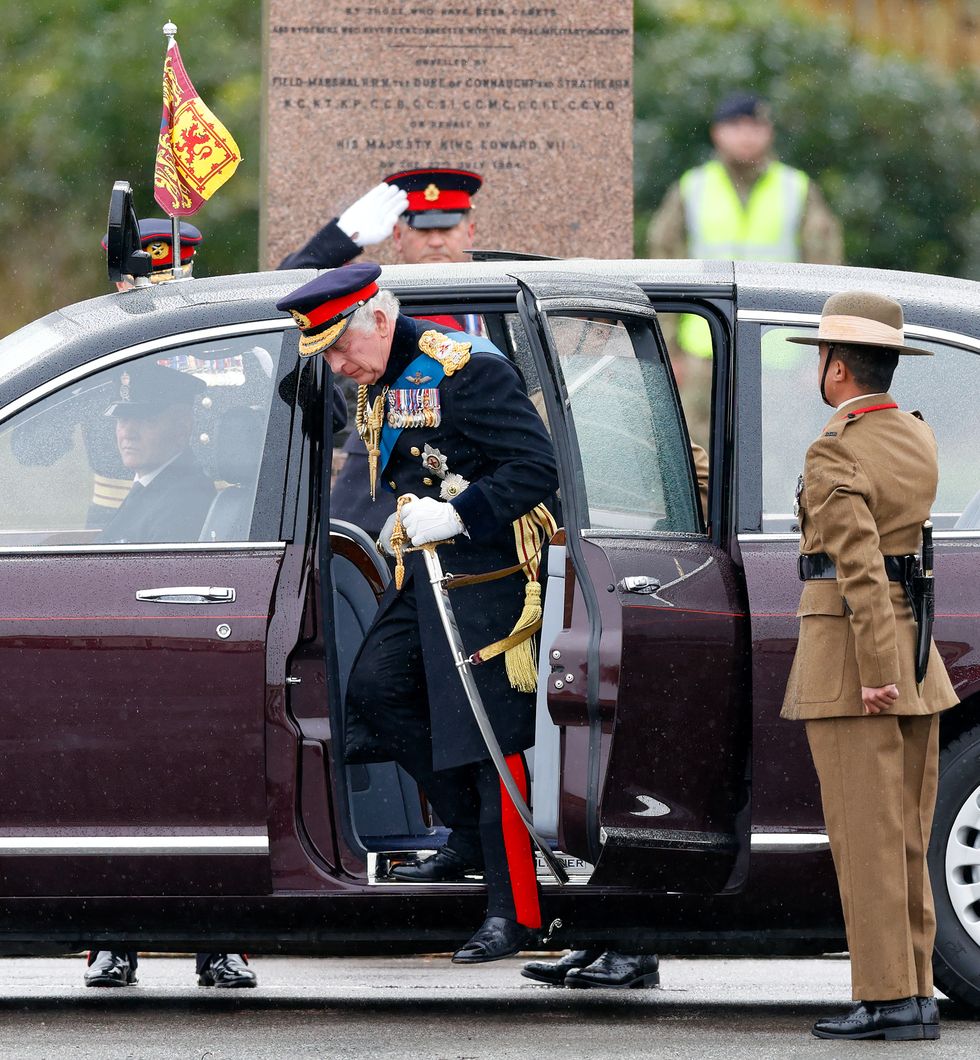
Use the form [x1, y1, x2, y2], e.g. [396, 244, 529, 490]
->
[277, 264, 559, 963]
[781, 292, 958, 1041]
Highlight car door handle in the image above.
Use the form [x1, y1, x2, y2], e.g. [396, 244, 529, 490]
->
[618, 576, 662, 595]
[135, 586, 237, 605]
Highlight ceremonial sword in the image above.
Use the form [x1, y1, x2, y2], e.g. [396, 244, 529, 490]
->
[914, 520, 935, 692]
[416, 541, 569, 886]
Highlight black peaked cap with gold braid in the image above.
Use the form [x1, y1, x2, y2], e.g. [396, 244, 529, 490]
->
[276, 262, 382, 357]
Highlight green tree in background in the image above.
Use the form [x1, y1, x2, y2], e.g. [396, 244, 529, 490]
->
[634, 0, 980, 278]
[2, 1, 978, 338]
[0, 1, 261, 334]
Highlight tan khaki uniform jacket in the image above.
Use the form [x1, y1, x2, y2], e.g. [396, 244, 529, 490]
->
[781, 394, 959, 720]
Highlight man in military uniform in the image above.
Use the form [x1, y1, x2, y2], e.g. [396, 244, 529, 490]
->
[83, 362, 256, 989]
[98, 364, 215, 545]
[105, 217, 203, 290]
[645, 91, 843, 447]
[276, 263, 559, 962]
[646, 91, 843, 268]
[782, 291, 959, 1040]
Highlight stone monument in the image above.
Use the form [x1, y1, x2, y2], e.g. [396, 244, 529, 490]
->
[263, 2, 633, 267]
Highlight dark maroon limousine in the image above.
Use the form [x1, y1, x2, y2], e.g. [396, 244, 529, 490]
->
[0, 259, 978, 1008]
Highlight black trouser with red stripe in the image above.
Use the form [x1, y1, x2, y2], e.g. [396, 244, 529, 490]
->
[346, 592, 542, 929]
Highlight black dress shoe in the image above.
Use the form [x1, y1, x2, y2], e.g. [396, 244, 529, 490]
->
[198, 953, 257, 988]
[389, 846, 483, 883]
[452, 917, 536, 964]
[812, 998, 925, 1040]
[565, 951, 660, 989]
[521, 949, 603, 986]
[918, 996, 940, 1040]
[84, 951, 137, 988]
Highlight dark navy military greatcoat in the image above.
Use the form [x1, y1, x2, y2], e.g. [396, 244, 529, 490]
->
[344, 314, 558, 771]
[277, 219, 361, 271]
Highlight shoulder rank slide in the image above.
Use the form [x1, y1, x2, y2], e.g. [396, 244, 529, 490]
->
[419, 329, 471, 375]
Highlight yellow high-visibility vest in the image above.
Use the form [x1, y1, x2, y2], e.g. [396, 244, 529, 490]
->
[678, 159, 809, 357]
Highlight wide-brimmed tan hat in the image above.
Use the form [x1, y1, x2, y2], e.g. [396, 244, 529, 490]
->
[788, 290, 933, 356]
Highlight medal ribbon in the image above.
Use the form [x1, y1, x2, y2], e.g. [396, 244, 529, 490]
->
[378, 353, 446, 481]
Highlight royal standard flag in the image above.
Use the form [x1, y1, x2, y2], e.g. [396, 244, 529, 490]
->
[153, 40, 241, 217]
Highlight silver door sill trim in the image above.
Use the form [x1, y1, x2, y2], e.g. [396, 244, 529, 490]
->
[738, 531, 980, 544]
[0, 541, 286, 556]
[366, 849, 593, 886]
[0, 834, 269, 856]
[751, 833, 830, 853]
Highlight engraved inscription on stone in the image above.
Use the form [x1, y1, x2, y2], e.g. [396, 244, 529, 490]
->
[265, 2, 633, 266]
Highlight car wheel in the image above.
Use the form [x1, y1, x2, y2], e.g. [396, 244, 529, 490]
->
[930, 723, 980, 1013]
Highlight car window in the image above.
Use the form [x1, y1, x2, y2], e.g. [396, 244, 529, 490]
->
[544, 313, 700, 533]
[0, 333, 286, 547]
[657, 311, 713, 454]
[761, 324, 980, 532]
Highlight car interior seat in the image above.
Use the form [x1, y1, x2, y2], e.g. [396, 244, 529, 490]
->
[199, 406, 265, 542]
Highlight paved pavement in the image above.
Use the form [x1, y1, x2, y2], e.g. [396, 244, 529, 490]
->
[0, 955, 976, 1059]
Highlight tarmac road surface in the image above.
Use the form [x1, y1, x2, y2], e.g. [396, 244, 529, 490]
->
[0, 954, 977, 1059]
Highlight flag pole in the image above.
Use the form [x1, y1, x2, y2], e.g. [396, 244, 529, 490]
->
[163, 20, 182, 278]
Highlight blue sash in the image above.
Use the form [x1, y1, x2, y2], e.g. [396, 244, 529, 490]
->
[378, 333, 504, 485]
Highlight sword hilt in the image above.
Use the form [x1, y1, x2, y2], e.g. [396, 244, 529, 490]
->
[922, 519, 934, 577]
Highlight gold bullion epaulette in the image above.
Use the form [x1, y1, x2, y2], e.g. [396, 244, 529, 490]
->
[419, 329, 471, 376]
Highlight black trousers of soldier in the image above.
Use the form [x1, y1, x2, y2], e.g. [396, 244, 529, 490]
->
[347, 588, 541, 928]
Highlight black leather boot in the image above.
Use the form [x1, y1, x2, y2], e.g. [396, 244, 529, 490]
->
[565, 951, 660, 989]
[521, 949, 603, 986]
[452, 917, 536, 964]
[917, 996, 940, 1040]
[198, 953, 257, 988]
[812, 998, 926, 1040]
[84, 951, 137, 987]
[389, 846, 483, 883]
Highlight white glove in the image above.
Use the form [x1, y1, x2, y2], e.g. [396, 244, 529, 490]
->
[401, 496, 466, 546]
[376, 510, 399, 557]
[337, 183, 408, 248]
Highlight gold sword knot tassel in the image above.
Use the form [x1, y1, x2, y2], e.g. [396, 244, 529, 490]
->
[391, 494, 413, 590]
[355, 385, 387, 501]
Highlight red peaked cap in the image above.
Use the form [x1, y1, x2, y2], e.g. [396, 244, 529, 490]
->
[383, 168, 482, 229]
[100, 218, 203, 269]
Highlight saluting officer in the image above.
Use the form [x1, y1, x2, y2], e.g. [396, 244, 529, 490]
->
[276, 263, 559, 963]
[782, 292, 959, 1041]
[306, 168, 485, 536]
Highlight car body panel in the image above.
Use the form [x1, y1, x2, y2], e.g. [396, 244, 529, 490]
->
[0, 258, 975, 977]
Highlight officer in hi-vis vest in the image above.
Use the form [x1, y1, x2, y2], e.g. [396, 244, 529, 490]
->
[782, 291, 958, 1041]
[646, 91, 842, 359]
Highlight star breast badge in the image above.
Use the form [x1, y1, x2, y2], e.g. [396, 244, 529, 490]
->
[422, 444, 449, 478]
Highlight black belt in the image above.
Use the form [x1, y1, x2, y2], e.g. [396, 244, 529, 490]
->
[798, 552, 916, 583]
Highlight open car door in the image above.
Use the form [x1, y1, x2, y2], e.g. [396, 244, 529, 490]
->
[515, 272, 751, 893]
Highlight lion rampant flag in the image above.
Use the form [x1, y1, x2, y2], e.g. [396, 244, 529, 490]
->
[153, 39, 241, 217]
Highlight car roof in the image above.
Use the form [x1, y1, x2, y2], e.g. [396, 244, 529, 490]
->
[2, 259, 978, 411]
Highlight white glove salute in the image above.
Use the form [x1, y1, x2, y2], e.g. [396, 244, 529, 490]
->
[337, 183, 409, 248]
[401, 496, 466, 546]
